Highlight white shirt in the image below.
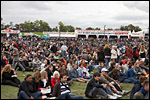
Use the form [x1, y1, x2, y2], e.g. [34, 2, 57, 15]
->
[61, 45, 68, 51]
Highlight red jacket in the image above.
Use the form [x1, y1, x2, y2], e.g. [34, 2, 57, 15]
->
[125, 49, 133, 57]
[51, 78, 60, 88]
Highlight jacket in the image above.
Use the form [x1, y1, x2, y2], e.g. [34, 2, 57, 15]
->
[111, 49, 117, 59]
[100, 73, 117, 85]
[45, 68, 53, 86]
[85, 78, 104, 98]
[2, 70, 15, 82]
[126, 68, 137, 78]
[52, 81, 71, 97]
[51, 78, 60, 88]
[134, 87, 147, 99]
[104, 48, 111, 57]
[69, 67, 79, 79]
[18, 80, 39, 97]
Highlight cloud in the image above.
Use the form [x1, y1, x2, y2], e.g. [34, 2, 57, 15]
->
[20, 1, 51, 11]
[113, 14, 149, 21]
[123, 1, 149, 13]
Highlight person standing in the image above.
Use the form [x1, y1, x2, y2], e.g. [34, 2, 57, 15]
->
[60, 43, 68, 61]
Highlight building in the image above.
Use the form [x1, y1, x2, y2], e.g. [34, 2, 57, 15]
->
[1, 29, 21, 38]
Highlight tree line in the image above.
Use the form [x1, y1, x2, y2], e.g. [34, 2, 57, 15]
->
[1, 17, 142, 32]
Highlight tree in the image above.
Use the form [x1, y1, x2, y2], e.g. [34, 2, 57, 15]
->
[107, 28, 113, 30]
[75, 27, 82, 30]
[95, 27, 101, 30]
[58, 21, 64, 32]
[86, 27, 94, 30]
[52, 26, 58, 32]
[66, 25, 75, 32]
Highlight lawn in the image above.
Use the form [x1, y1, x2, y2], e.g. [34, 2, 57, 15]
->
[21, 32, 43, 36]
[1, 70, 134, 99]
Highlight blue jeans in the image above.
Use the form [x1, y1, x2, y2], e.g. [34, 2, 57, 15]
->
[105, 58, 110, 69]
[83, 76, 92, 79]
[62, 50, 67, 60]
[116, 56, 120, 63]
[90, 87, 107, 98]
[18, 91, 42, 99]
[105, 86, 113, 95]
[69, 94, 84, 99]
[123, 78, 139, 84]
[88, 65, 93, 72]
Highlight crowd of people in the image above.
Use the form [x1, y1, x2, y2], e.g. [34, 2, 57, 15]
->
[1, 36, 149, 99]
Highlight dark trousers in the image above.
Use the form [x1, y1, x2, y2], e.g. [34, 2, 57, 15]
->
[18, 91, 42, 99]
[2, 78, 20, 87]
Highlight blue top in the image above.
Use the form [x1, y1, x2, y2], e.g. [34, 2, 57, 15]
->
[126, 68, 137, 78]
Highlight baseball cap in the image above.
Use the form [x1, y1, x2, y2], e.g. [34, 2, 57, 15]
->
[101, 68, 108, 72]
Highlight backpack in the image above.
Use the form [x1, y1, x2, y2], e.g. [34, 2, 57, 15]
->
[135, 49, 139, 57]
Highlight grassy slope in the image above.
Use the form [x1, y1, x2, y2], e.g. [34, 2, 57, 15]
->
[1, 70, 134, 99]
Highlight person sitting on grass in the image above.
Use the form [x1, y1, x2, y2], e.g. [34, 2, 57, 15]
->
[45, 65, 54, 87]
[133, 62, 148, 78]
[85, 72, 122, 99]
[18, 74, 42, 99]
[108, 62, 116, 72]
[116, 64, 139, 84]
[77, 63, 92, 80]
[130, 75, 147, 99]
[69, 64, 88, 83]
[98, 62, 105, 73]
[52, 73, 84, 99]
[134, 79, 149, 99]
[126, 64, 137, 78]
[100, 68, 126, 95]
[1, 64, 20, 88]
[51, 71, 60, 88]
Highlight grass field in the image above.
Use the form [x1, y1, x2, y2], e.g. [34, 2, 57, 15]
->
[1, 70, 134, 99]
[21, 32, 43, 36]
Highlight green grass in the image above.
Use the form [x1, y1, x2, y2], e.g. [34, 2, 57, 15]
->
[1, 70, 134, 99]
[21, 32, 43, 36]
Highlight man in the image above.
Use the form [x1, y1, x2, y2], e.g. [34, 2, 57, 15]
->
[32, 56, 41, 71]
[85, 72, 120, 99]
[100, 68, 127, 95]
[51, 43, 57, 54]
[60, 43, 68, 61]
[52, 73, 84, 99]
[134, 79, 149, 99]
[12, 46, 25, 72]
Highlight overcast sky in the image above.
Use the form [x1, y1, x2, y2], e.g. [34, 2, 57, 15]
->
[1, 1, 149, 30]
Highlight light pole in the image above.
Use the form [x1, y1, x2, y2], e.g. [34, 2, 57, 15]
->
[104, 25, 106, 40]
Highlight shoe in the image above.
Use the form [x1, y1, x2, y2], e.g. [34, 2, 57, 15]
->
[122, 90, 130, 95]
[109, 95, 117, 99]
[98, 96, 107, 99]
[116, 91, 124, 95]
[113, 93, 122, 98]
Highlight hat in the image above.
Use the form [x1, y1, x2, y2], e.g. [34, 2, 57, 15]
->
[101, 68, 108, 72]
[112, 45, 116, 48]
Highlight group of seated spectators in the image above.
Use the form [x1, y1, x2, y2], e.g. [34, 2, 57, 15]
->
[1, 36, 149, 99]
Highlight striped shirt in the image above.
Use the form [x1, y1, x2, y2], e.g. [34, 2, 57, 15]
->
[60, 82, 71, 95]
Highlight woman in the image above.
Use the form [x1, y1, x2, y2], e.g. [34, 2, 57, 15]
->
[67, 60, 73, 71]
[77, 63, 92, 79]
[51, 71, 60, 88]
[39, 71, 51, 89]
[97, 46, 105, 63]
[1, 64, 20, 87]
[33, 72, 41, 91]
[111, 46, 117, 62]
[139, 45, 146, 62]
[18, 74, 42, 99]
[125, 46, 133, 58]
